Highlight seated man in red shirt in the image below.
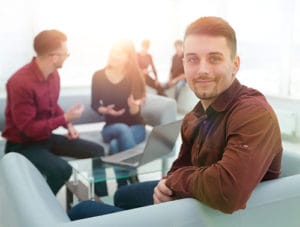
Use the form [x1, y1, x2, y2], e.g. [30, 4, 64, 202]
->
[2, 30, 107, 196]
[68, 16, 283, 219]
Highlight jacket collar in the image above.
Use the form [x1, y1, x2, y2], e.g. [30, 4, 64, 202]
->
[192, 79, 243, 116]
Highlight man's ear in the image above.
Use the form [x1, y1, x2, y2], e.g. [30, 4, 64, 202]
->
[232, 55, 240, 76]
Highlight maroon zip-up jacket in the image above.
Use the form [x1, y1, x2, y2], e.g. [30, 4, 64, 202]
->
[166, 79, 282, 213]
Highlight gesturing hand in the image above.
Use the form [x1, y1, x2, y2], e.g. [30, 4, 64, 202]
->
[127, 95, 145, 114]
[64, 103, 84, 121]
[98, 104, 125, 116]
[128, 95, 145, 106]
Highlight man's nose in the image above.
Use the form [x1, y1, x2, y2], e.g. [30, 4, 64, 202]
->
[196, 60, 210, 75]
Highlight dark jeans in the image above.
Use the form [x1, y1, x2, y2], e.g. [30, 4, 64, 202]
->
[68, 180, 158, 220]
[5, 134, 107, 195]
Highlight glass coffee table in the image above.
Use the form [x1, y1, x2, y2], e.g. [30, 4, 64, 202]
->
[65, 153, 176, 210]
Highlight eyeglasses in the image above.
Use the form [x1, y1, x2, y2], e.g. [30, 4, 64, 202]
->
[49, 52, 70, 58]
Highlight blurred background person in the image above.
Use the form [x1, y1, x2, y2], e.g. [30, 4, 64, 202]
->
[91, 39, 146, 188]
[2, 29, 106, 196]
[137, 39, 166, 96]
[165, 39, 186, 101]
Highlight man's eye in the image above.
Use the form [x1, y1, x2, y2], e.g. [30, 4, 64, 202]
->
[186, 57, 199, 64]
[209, 56, 221, 64]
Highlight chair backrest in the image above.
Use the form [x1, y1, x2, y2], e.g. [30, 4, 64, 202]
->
[58, 93, 177, 126]
[0, 152, 70, 227]
[280, 150, 300, 177]
[0, 97, 5, 131]
[141, 94, 177, 126]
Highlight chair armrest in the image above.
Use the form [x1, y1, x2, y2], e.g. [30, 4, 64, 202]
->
[0, 153, 70, 227]
[1, 152, 300, 227]
[59, 199, 210, 227]
[207, 175, 300, 226]
[59, 175, 300, 227]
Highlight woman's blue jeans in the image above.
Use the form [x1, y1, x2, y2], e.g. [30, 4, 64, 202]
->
[101, 123, 146, 187]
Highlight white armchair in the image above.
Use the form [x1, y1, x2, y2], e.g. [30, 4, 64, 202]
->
[1, 150, 300, 227]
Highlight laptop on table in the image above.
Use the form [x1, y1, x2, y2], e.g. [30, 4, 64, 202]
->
[100, 120, 182, 168]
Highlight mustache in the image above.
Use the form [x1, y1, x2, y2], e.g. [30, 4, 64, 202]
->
[192, 73, 212, 81]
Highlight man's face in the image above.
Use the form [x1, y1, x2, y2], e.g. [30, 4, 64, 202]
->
[51, 41, 70, 69]
[183, 34, 240, 108]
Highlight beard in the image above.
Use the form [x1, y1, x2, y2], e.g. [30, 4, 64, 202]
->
[191, 79, 218, 100]
[195, 90, 217, 100]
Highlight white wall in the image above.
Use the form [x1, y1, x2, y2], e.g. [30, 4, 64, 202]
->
[0, 0, 35, 96]
[266, 95, 300, 140]
[0, 0, 181, 96]
[1, 0, 300, 115]
[1, 0, 300, 98]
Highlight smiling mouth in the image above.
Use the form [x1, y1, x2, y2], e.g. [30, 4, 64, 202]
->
[195, 79, 214, 85]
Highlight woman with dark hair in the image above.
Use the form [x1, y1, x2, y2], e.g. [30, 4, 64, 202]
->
[91, 39, 146, 188]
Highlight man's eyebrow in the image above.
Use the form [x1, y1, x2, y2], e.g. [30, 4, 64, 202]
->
[208, 52, 223, 56]
[184, 52, 224, 56]
[184, 53, 197, 56]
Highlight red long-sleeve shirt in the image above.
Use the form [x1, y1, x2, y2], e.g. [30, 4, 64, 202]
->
[166, 79, 282, 213]
[2, 58, 67, 143]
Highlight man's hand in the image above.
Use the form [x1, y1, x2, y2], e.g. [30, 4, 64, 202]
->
[168, 79, 176, 87]
[153, 179, 174, 204]
[64, 103, 84, 121]
[65, 123, 79, 139]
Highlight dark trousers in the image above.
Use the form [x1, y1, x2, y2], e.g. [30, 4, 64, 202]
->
[68, 180, 158, 220]
[5, 134, 107, 195]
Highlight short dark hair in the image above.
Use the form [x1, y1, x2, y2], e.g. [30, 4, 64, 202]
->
[184, 16, 237, 58]
[33, 29, 67, 56]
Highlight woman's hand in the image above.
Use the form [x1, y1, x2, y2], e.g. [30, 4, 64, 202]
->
[98, 104, 125, 116]
[127, 95, 145, 114]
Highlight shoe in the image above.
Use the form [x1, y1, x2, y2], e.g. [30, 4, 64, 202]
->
[128, 175, 139, 184]
[94, 181, 108, 197]
[117, 178, 128, 189]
